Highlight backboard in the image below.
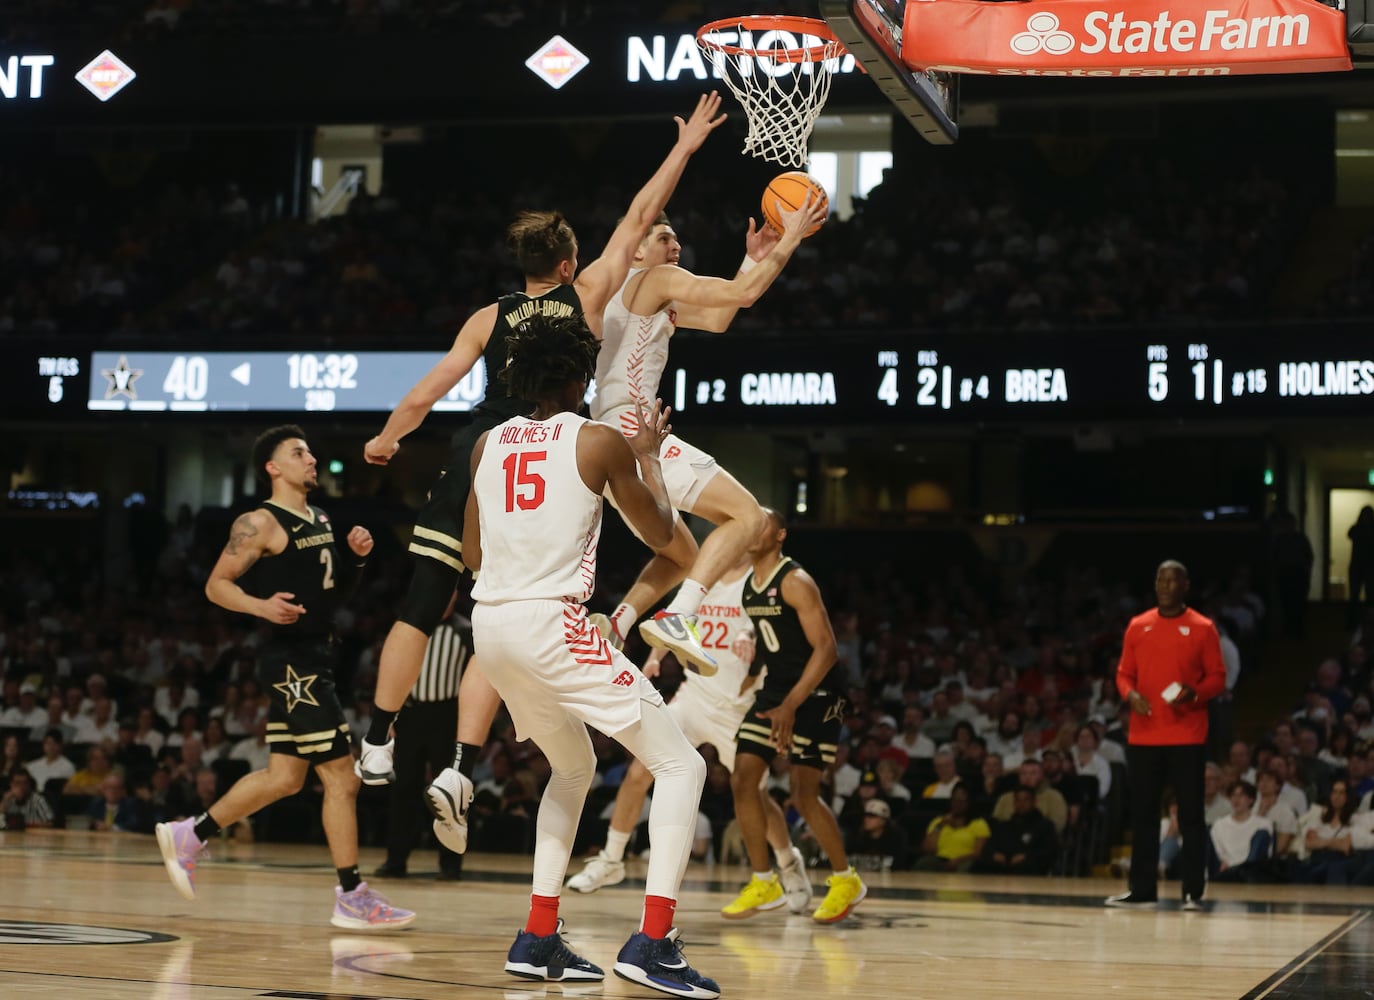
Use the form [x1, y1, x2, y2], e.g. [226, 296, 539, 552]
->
[817, 0, 959, 144]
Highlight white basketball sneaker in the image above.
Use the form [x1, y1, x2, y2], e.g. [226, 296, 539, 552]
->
[355, 737, 395, 785]
[588, 613, 625, 652]
[778, 846, 813, 914]
[425, 767, 474, 854]
[639, 611, 717, 676]
[566, 850, 627, 893]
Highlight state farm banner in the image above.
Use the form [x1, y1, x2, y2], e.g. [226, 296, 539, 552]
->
[901, 0, 1351, 76]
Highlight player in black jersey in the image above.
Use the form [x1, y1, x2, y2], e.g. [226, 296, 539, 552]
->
[154, 425, 414, 929]
[355, 94, 727, 856]
[723, 508, 868, 924]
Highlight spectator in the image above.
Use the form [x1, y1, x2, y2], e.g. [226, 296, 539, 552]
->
[993, 759, 1068, 834]
[1297, 779, 1357, 885]
[849, 798, 909, 872]
[1209, 780, 1274, 883]
[1069, 725, 1112, 800]
[29, 695, 75, 743]
[64, 746, 116, 798]
[1347, 506, 1374, 627]
[916, 783, 989, 872]
[26, 730, 75, 788]
[0, 734, 24, 790]
[922, 750, 961, 799]
[133, 706, 166, 756]
[0, 683, 46, 730]
[87, 773, 145, 832]
[1203, 763, 1232, 825]
[1254, 770, 1300, 859]
[894, 705, 935, 760]
[0, 770, 53, 830]
[73, 696, 119, 747]
[974, 787, 1058, 876]
[1039, 749, 1084, 830]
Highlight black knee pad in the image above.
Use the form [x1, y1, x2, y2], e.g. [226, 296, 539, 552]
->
[396, 555, 464, 636]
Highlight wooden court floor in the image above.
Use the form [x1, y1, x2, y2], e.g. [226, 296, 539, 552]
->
[1, 829, 1371, 1000]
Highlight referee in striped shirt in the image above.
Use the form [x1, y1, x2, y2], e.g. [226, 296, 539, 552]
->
[376, 591, 469, 879]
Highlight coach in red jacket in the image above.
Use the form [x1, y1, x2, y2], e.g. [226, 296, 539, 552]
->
[1106, 560, 1226, 910]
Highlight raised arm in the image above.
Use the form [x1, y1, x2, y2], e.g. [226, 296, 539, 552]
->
[205, 509, 299, 624]
[646, 195, 828, 332]
[365, 303, 499, 464]
[574, 93, 726, 323]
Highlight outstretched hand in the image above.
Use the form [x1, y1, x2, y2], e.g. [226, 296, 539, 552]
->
[675, 91, 727, 153]
[744, 217, 781, 261]
[628, 397, 672, 460]
[774, 191, 828, 242]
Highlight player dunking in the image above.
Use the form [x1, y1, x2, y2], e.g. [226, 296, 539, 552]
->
[355, 95, 727, 852]
[566, 559, 814, 915]
[155, 425, 414, 930]
[725, 508, 866, 923]
[590, 195, 826, 673]
[464, 312, 718, 998]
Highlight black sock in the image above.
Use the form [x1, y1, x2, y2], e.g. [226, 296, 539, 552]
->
[366, 708, 397, 746]
[338, 865, 362, 893]
[455, 742, 480, 780]
[193, 812, 222, 842]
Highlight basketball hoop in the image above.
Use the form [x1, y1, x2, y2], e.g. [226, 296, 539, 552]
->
[697, 15, 848, 169]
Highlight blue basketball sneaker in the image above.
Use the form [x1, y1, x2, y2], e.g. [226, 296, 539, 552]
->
[504, 922, 604, 982]
[613, 928, 720, 999]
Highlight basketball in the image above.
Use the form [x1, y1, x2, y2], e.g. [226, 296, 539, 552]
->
[761, 171, 828, 238]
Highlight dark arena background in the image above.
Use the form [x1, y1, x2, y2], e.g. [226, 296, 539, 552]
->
[3, 3, 1374, 999]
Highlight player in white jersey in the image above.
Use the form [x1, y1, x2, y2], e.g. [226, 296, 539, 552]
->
[591, 194, 826, 675]
[354, 95, 727, 858]
[464, 312, 719, 999]
[566, 561, 814, 914]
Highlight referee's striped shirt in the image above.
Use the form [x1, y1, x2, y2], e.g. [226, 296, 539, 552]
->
[412, 615, 470, 703]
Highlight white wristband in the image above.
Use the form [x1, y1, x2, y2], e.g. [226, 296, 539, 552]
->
[738, 255, 758, 274]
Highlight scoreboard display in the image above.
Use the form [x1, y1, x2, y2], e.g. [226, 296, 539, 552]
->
[6, 327, 1371, 425]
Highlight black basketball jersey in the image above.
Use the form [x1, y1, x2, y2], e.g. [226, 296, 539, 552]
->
[742, 557, 838, 695]
[478, 284, 585, 421]
[248, 502, 344, 640]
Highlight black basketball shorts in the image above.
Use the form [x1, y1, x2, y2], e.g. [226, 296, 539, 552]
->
[259, 639, 352, 763]
[736, 686, 846, 770]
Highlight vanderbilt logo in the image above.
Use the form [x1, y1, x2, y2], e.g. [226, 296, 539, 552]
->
[273, 664, 321, 712]
[0, 921, 177, 945]
[823, 697, 848, 724]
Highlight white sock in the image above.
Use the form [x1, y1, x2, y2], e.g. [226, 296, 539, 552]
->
[665, 580, 708, 617]
[754, 870, 777, 882]
[775, 845, 798, 870]
[833, 866, 853, 879]
[603, 828, 631, 863]
[609, 603, 639, 637]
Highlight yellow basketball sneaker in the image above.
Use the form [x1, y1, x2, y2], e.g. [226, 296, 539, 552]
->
[812, 869, 867, 923]
[720, 874, 786, 919]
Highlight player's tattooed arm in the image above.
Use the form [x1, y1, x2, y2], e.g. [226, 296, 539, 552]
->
[205, 509, 294, 620]
[224, 512, 260, 562]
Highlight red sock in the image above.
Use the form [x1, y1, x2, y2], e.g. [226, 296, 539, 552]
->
[641, 895, 677, 939]
[526, 894, 560, 937]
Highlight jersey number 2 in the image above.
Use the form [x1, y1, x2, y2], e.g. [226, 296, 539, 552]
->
[503, 451, 547, 511]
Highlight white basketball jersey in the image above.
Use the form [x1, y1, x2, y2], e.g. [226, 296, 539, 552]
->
[681, 569, 757, 709]
[471, 412, 602, 605]
[592, 268, 675, 434]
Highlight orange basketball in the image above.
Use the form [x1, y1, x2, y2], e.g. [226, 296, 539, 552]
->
[761, 171, 829, 238]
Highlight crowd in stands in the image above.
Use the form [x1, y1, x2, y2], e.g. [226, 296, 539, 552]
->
[1, 123, 1367, 342]
[4, 496, 1373, 889]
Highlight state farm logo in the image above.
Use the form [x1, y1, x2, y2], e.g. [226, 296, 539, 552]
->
[75, 49, 136, 102]
[1012, 13, 1075, 55]
[1006, 8, 1314, 57]
[526, 35, 589, 90]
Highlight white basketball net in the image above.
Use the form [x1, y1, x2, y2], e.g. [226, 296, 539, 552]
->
[698, 25, 844, 169]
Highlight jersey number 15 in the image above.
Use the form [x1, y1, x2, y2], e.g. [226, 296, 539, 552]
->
[503, 451, 547, 512]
